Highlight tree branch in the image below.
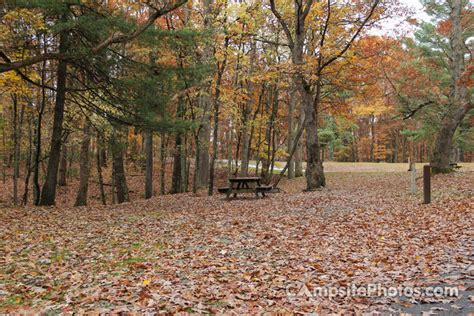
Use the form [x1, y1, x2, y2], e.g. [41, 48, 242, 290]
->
[269, 0, 295, 49]
[0, 0, 187, 74]
[91, 0, 188, 54]
[320, 0, 380, 71]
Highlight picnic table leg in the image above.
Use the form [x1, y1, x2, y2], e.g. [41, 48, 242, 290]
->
[226, 182, 233, 199]
[256, 179, 263, 198]
[233, 182, 241, 198]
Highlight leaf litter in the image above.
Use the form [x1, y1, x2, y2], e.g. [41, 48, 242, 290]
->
[0, 170, 472, 313]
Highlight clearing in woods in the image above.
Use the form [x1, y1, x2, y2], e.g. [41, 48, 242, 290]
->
[0, 164, 473, 313]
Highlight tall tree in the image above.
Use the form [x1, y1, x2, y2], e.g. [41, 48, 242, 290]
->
[270, 0, 382, 190]
[429, 0, 473, 172]
[74, 119, 91, 206]
[39, 13, 68, 205]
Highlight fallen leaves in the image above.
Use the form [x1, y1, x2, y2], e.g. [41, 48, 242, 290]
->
[0, 170, 473, 313]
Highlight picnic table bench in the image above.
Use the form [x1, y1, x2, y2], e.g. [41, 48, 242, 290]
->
[449, 162, 462, 169]
[218, 177, 273, 199]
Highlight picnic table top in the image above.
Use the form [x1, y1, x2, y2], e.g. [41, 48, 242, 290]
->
[228, 177, 261, 182]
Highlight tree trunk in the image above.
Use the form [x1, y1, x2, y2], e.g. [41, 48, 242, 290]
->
[300, 75, 325, 189]
[292, 30, 326, 191]
[58, 138, 68, 186]
[369, 115, 375, 162]
[33, 60, 46, 205]
[2, 117, 6, 184]
[287, 87, 296, 179]
[227, 127, 233, 178]
[11, 94, 19, 205]
[39, 18, 68, 206]
[111, 128, 129, 203]
[261, 89, 272, 181]
[431, 0, 472, 173]
[209, 36, 229, 195]
[196, 121, 210, 188]
[100, 145, 107, 168]
[160, 132, 166, 195]
[294, 142, 303, 177]
[96, 137, 106, 205]
[240, 40, 257, 177]
[172, 98, 185, 194]
[144, 130, 153, 199]
[171, 98, 184, 194]
[22, 115, 33, 206]
[195, 0, 213, 188]
[74, 120, 91, 206]
[171, 134, 183, 194]
[182, 134, 188, 192]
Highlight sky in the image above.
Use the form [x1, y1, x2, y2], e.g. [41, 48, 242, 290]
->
[400, 0, 430, 21]
[376, 0, 430, 36]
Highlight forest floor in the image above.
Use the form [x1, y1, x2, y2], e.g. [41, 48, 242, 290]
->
[0, 164, 473, 314]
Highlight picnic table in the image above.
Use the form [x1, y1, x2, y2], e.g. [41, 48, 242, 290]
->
[449, 162, 462, 169]
[218, 177, 273, 199]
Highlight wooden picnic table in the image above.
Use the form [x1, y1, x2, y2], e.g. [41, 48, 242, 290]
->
[218, 177, 272, 199]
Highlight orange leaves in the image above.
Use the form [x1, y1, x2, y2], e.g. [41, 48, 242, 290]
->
[1, 169, 472, 313]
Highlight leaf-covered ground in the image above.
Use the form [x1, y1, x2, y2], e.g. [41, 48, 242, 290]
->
[1, 168, 473, 314]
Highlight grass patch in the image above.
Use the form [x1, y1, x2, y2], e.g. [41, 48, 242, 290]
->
[1, 295, 23, 307]
[119, 256, 146, 266]
[51, 249, 70, 263]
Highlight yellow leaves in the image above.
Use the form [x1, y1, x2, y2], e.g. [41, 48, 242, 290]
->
[1, 8, 47, 39]
[353, 99, 391, 117]
[0, 71, 32, 95]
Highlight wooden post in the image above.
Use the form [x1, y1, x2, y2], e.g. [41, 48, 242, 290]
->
[423, 165, 431, 204]
[410, 160, 417, 194]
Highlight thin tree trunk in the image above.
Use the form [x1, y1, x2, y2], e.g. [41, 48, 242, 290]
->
[262, 86, 278, 183]
[182, 134, 188, 192]
[248, 85, 266, 175]
[39, 17, 68, 206]
[96, 137, 106, 205]
[144, 130, 153, 199]
[240, 40, 257, 177]
[22, 115, 34, 205]
[193, 132, 200, 194]
[294, 119, 304, 177]
[2, 116, 6, 184]
[111, 166, 116, 204]
[33, 59, 46, 205]
[160, 132, 166, 195]
[234, 131, 241, 174]
[11, 94, 19, 205]
[74, 120, 92, 206]
[172, 98, 185, 194]
[209, 36, 230, 195]
[287, 87, 296, 179]
[227, 127, 233, 178]
[370, 115, 375, 162]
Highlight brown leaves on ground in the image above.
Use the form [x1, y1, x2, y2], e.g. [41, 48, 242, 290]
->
[0, 170, 473, 313]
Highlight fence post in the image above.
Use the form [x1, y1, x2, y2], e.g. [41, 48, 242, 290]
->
[410, 160, 417, 194]
[423, 165, 431, 204]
